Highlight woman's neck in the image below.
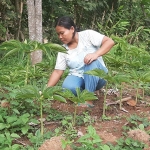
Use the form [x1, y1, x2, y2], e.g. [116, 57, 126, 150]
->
[67, 32, 79, 50]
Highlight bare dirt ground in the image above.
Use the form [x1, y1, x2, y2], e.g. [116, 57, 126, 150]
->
[50, 86, 150, 148]
[16, 86, 150, 149]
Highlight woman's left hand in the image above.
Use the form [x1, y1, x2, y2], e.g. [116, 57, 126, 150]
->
[84, 53, 99, 65]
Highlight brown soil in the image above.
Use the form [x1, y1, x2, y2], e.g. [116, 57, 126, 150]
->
[15, 87, 150, 149]
[38, 136, 72, 150]
[49, 87, 150, 148]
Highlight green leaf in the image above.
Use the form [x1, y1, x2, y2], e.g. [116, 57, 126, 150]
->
[101, 145, 110, 150]
[16, 85, 40, 99]
[0, 134, 5, 143]
[6, 116, 18, 123]
[21, 125, 29, 135]
[85, 69, 107, 78]
[42, 86, 63, 98]
[0, 123, 6, 130]
[125, 138, 131, 145]
[11, 133, 20, 138]
[139, 124, 144, 130]
[1, 48, 19, 60]
[0, 115, 4, 123]
[12, 109, 20, 114]
[53, 95, 67, 103]
[58, 89, 75, 99]
[43, 43, 67, 53]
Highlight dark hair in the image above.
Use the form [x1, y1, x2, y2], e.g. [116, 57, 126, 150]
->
[55, 16, 77, 38]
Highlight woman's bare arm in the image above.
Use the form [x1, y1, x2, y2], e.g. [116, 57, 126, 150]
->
[84, 36, 115, 64]
[47, 69, 64, 87]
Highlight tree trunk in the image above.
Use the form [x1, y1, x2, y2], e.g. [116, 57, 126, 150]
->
[14, 0, 24, 40]
[27, 0, 42, 65]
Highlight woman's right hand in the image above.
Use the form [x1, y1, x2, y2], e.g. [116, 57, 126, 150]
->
[84, 53, 99, 65]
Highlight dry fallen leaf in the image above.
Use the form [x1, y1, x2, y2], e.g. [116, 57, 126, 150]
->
[1, 100, 10, 108]
[126, 99, 136, 106]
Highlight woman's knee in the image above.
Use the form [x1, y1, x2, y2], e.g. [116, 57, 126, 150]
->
[62, 83, 75, 91]
[62, 75, 84, 95]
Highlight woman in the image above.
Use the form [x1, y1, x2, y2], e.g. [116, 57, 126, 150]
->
[47, 16, 115, 107]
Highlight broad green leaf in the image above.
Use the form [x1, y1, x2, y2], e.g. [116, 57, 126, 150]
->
[16, 85, 40, 99]
[42, 86, 63, 98]
[101, 145, 110, 150]
[0, 115, 4, 123]
[85, 69, 107, 78]
[21, 125, 29, 135]
[1, 48, 19, 60]
[43, 43, 67, 53]
[0, 134, 5, 143]
[139, 124, 144, 130]
[11, 144, 22, 149]
[12, 109, 20, 114]
[79, 90, 98, 102]
[11, 133, 20, 138]
[6, 116, 18, 123]
[53, 95, 67, 103]
[0, 123, 6, 130]
[58, 89, 75, 99]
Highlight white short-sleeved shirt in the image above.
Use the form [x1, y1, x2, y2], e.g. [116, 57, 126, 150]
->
[55, 29, 107, 78]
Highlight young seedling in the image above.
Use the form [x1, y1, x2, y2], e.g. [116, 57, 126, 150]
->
[59, 88, 98, 126]
[128, 70, 150, 103]
[16, 84, 66, 136]
[0, 39, 67, 85]
[113, 73, 130, 110]
[85, 69, 109, 118]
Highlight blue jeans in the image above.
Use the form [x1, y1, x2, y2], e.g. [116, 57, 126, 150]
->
[62, 60, 107, 95]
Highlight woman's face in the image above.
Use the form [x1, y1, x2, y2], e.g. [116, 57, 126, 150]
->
[55, 26, 74, 44]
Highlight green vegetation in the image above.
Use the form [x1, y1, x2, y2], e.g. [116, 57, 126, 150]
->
[0, 0, 150, 149]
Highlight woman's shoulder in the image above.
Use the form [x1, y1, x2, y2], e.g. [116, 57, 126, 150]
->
[79, 29, 94, 33]
[79, 29, 100, 36]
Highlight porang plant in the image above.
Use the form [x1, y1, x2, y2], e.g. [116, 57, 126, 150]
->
[0, 39, 67, 85]
[127, 70, 150, 102]
[16, 84, 66, 136]
[85, 69, 130, 117]
[85, 69, 111, 119]
[59, 88, 98, 126]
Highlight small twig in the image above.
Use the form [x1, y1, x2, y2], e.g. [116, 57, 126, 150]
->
[14, 139, 26, 146]
[106, 96, 132, 106]
[44, 121, 60, 125]
[140, 100, 150, 105]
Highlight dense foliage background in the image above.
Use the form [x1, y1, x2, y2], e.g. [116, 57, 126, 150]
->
[0, 1, 150, 150]
[0, 0, 150, 51]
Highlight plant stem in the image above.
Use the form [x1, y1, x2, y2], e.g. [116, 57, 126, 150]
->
[73, 104, 77, 126]
[119, 84, 123, 109]
[142, 87, 145, 101]
[25, 54, 29, 85]
[40, 98, 43, 136]
[136, 87, 139, 103]
[102, 84, 108, 117]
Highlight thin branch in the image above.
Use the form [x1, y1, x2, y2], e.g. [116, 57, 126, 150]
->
[106, 96, 132, 106]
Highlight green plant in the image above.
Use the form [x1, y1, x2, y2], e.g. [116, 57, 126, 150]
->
[108, 137, 146, 149]
[127, 70, 150, 102]
[59, 88, 98, 126]
[16, 84, 66, 136]
[0, 39, 67, 85]
[122, 114, 150, 132]
[74, 125, 110, 150]
[61, 115, 78, 140]
[0, 132, 23, 150]
[85, 69, 130, 116]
